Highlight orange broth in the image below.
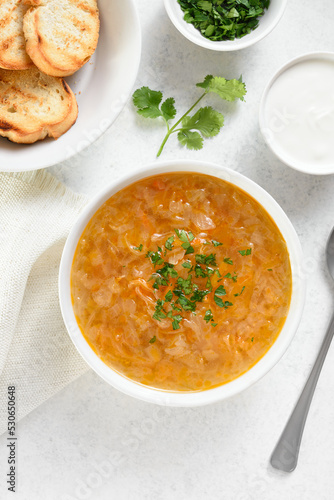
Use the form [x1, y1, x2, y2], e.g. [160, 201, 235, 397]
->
[71, 172, 292, 391]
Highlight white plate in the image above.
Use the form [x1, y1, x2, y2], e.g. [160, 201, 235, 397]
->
[0, 0, 141, 172]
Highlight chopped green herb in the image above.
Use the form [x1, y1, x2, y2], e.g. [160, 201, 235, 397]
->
[267, 268, 273, 271]
[185, 245, 195, 255]
[224, 272, 238, 282]
[215, 285, 227, 297]
[239, 248, 252, 256]
[212, 240, 223, 247]
[223, 257, 233, 265]
[153, 300, 167, 322]
[144, 229, 241, 328]
[146, 250, 164, 267]
[171, 302, 182, 312]
[132, 75, 246, 157]
[149, 336, 157, 344]
[195, 253, 217, 266]
[172, 315, 183, 330]
[182, 260, 192, 269]
[190, 289, 210, 302]
[134, 244, 143, 252]
[251, 337, 254, 342]
[204, 309, 214, 323]
[176, 293, 197, 312]
[195, 264, 207, 278]
[177, 0, 270, 42]
[234, 286, 245, 297]
[165, 236, 174, 251]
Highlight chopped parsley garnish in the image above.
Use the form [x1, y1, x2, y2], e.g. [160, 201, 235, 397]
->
[165, 236, 174, 251]
[239, 248, 252, 256]
[175, 228, 195, 255]
[204, 309, 214, 323]
[224, 272, 238, 282]
[134, 244, 143, 251]
[149, 336, 157, 344]
[172, 315, 183, 330]
[267, 268, 273, 271]
[177, 0, 270, 42]
[234, 286, 245, 297]
[144, 229, 251, 328]
[146, 250, 164, 267]
[195, 253, 217, 266]
[153, 300, 167, 321]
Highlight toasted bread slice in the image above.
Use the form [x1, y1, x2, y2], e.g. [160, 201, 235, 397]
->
[0, 0, 34, 70]
[0, 67, 78, 143]
[23, 0, 100, 77]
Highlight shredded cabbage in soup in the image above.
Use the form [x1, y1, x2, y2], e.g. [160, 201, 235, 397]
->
[71, 173, 292, 391]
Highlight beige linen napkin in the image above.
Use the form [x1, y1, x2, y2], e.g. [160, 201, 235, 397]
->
[0, 170, 90, 435]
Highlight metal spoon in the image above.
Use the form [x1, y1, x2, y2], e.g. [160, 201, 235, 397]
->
[270, 226, 334, 472]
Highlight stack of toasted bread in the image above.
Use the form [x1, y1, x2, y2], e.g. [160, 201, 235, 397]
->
[0, 0, 100, 144]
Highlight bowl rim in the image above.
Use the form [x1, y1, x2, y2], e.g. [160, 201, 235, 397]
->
[163, 0, 288, 52]
[259, 51, 334, 175]
[59, 159, 305, 407]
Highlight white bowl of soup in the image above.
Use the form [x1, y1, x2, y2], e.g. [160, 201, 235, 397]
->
[59, 160, 305, 406]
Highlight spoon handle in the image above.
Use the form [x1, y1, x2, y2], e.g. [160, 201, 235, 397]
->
[270, 312, 334, 472]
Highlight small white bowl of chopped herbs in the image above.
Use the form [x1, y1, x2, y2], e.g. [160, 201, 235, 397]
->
[164, 0, 287, 51]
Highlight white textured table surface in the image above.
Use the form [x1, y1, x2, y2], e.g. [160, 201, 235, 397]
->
[2, 1, 334, 499]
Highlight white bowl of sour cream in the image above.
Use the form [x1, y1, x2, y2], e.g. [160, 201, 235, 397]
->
[260, 52, 334, 175]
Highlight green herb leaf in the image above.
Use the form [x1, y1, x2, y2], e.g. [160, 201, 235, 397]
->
[134, 244, 143, 252]
[177, 130, 204, 151]
[181, 106, 224, 138]
[195, 253, 217, 266]
[185, 245, 195, 255]
[212, 240, 223, 247]
[165, 236, 174, 251]
[153, 300, 167, 321]
[133, 87, 163, 119]
[204, 77, 247, 102]
[172, 315, 183, 330]
[215, 285, 227, 297]
[146, 250, 164, 267]
[161, 97, 177, 122]
[234, 286, 245, 297]
[182, 260, 192, 269]
[223, 257, 233, 265]
[204, 309, 214, 323]
[239, 248, 252, 256]
[149, 336, 157, 344]
[165, 290, 173, 302]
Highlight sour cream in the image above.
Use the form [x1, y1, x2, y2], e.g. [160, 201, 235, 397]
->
[261, 54, 334, 174]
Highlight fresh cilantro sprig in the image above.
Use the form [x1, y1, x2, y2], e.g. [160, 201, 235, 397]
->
[132, 75, 246, 157]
